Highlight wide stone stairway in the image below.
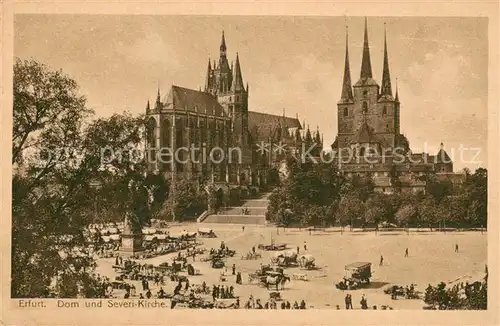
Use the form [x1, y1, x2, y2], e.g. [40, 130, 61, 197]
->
[200, 192, 271, 225]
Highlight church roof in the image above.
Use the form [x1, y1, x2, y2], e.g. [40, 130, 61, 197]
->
[248, 111, 301, 141]
[436, 148, 452, 163]
[352, 121, 376, 144]
[163, 85, 226, 116]
[354, 77, 379, 87]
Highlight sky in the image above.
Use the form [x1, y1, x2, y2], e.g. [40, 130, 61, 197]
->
[14, 15, 488, 171]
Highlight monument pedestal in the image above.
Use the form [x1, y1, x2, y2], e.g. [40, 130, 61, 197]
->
[119, 232, 144, 257]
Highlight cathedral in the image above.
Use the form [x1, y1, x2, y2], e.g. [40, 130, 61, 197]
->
[331, 19, 457, 193]
[144, 32, 322, 191]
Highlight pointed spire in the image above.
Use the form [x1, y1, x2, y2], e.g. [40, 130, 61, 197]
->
[395, 78, 400, 102]
[220, 30, 227, 55]
[146, 100, 150, 112]
[246, 82, 249, 94]
[204, 58, 211, 92]
[380, 23, 393, 98]
[231, 52, 245, 92]
[155, 88, 161, 110]
[360, 17, 373, 79]
[341, 24, 354, 101]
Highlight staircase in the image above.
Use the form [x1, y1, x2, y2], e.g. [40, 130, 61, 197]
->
[200, 193, 271, 225]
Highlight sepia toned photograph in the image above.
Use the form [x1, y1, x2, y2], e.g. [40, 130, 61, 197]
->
[4, 6, 497, 324]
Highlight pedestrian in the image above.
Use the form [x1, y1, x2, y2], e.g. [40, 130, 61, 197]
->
[232, 263, 236, 275]
[304, 241, 307, 251]
[455, 243, 459, 252]
[229, 285, 234, 297]
[360, 294, 368, 309]
[115, 256, 119, 266]
[348, 294, 353, 309]
[252, 246, 256, 254]
[242, 226, 245, 232]
[405, 248, 408, 257]
[146, 289, 152, 299]
[139, 293, 144, 299]
[300, 299, 306, 309]
[236, 271, 242, 284]
[185, 279, 190, 291]
[281, 302, 286, 309]
[380, 255, 384, 266]
[345, 294, 350, 309]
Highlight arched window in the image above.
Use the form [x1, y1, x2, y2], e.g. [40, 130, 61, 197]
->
[362, 102, 368, 114]
[359, 147, 365, 156]
[147, 117, 156, 148]
[363, 90, 368, 97]
[343, 107, 348, 117]
[383, 106, 387, 115]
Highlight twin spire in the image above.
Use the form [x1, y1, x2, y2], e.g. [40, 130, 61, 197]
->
[360, 17, 373, 80]
[341, 18, 394, 101]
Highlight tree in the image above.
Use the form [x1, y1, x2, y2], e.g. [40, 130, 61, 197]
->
[425, 174, 453, 203]
[395, 204, 417, 227]
[266, 161, 343, 227]
[364, 193, 392, 227]
[12, 59, 95, 298]
[156, 178, 205, 221]
[336, 195, 365, 229]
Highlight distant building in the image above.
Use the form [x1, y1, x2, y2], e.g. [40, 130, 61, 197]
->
[331, 19, 460, 193]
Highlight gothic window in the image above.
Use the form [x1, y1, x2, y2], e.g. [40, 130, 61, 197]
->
[362, 102, 368, 114]
[146, 117, 156, 148]
[383, 106, 387, 115]
[386, 124, 389, 130]
[363, 90, 368, 97]
[343, 107, 348, 117]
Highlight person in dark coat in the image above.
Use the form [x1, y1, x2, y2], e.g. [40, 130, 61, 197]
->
[297, 246, 300, 254]
[345, 294, 350, 309]
[455, 244, 459, 252]
[115, 256, 119, 265]
[229, 285, 234, 298]
[236, 272, 242, 284]
[348, 294, 353, 309]
[285, 301, 291, 309]
[146, 289, 152, 299]
[380, 255, 384, 266]
[232, 264, 236, 275]
[185, 279, 190, 291]
[300, 300, 306, 309]
[405, 248, 409, 257]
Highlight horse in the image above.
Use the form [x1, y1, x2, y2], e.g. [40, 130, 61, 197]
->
[265, 275, 290, 291]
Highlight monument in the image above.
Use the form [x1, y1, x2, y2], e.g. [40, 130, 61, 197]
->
[119, 212, 144, 256]
[119, 178, 145, 256]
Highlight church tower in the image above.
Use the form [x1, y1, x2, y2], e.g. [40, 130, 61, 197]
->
[205, 31, 249, 149]
[336, 18, 400, 154]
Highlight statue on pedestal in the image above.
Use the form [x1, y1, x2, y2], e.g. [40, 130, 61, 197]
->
[119, 178, 145, 256]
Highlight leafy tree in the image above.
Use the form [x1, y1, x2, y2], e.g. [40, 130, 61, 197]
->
[157, 178, 204, 221]
[336, 195, 365, 229]
[395, 204, 417, 227]
[12, 59, 96, 298]
[425, 174, 453, 203]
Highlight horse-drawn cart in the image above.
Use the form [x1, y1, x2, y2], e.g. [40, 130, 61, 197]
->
[298, 254, 316, 270]
[198, 228, 217, 238]
[335, 262, 372, 290]
[258, 243, 287, 251]
[270, 250, 298, 267]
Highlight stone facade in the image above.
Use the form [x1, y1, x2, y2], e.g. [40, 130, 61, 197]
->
[145, 32, 323, 190]
[332, 19, 456, 194]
